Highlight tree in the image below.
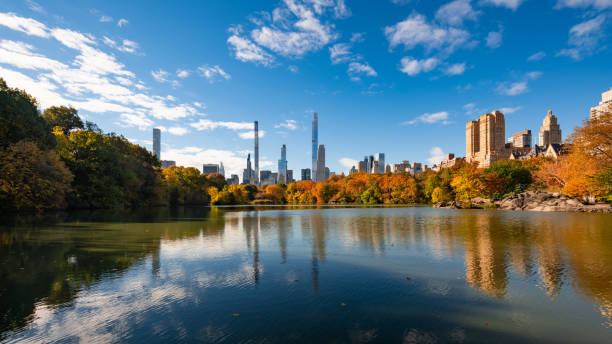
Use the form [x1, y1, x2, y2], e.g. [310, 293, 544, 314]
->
[0, 78, 56, 150]
[451, 163, 483, 202]
[42, 106, 84, 135]
[483, 160, 532, 197]
[0, 141, 72, 211]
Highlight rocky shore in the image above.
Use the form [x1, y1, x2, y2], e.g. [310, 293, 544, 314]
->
[434, 191, 612, 213]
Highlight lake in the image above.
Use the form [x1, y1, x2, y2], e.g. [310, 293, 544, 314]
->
[1, 206, 611, 343]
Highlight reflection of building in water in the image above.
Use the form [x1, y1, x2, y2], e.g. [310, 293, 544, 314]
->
[463, 215, 509, 298]
[151, 247, 161, 277]
[534, 226, 565, 299]
[243, 212, 261, 284]
[276, 216, 292, 264]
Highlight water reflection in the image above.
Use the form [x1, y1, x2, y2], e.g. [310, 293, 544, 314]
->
[1, 207, 611, 343]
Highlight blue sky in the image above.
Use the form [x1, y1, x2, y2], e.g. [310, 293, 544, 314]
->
[1, 0, 611, 179]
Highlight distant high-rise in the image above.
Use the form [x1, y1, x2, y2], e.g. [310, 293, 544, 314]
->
[152, 128, 161, 159]
[161, 160, 175, 168]
[219, 162, 225, 177]
[316, 144, 326, 182]
[466, 110, 508, 167]
[287, 170, 294, 183]
[539, 110, 562, 147]
[227, 174, 239, 185]
[510, 130, 532, 148]
[243, 154, 253, 184]
[202, 164, 219, 175]
[312, 113, 318, 181]
[278, 144, 288, 184]
[590, 87, 612, 119]
[301, 168, 311, 181]
[375, 153, 385, 173]
[254, 121, 259, 185]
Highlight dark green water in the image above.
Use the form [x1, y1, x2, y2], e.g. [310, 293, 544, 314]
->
[1, 207, 611, 343]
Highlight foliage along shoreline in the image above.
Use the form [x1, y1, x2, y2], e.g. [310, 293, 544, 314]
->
[1, 78, 610, 213]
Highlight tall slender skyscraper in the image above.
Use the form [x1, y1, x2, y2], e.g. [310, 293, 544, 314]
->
[219, 162, 225, 177]
[316, 144, 326, 182]
[254, 121, 259, 185]
[152, 128, 161, 160]
[278, 144, 288, 184]
[312, 112, 318, 181]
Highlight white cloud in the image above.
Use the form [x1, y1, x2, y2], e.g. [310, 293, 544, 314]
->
[151, 69, 170, 83]
[117, 18, 129, 27]
[402, 111, 450, 125]
[238, 130, 266, 139]
[385, 13, 470, 54]
[197, 65, 231, 83]
[26, 0, 45, 14]
[485, 30, 503, 49]
[399, 56, 439, 76]
[103, 36, 140, 54]
[339, 157, 358, 169]
[168, 127, 189, 136]
[497, 81, 528, 96]
[287, 65, 299, 73]
[100, 15, 113, 23]
[190, 119, 253, 131]
[435, 0, 481, 26]
[176, 69, 190, 78]
[427, 147, 446, 166]
[499, 106, 522, 114]
[479, 0, 525, 10]
[555, 0, 612, 10]
[274, 119, 298, 130]
[350, 32, 365, 43]
[497, 71, 541, 96]
[445, 63, 466, 76]
[527, 51, 546, 61]
[334, 0, 351, 18]
[0, 12, 50, 37]
[557, 14, 607, 60]
[329, 43, 353, 64]
[347, 61, 377, 81]
[0, 39, 67, 71]
[120, 112, 154, 130]
[227, 28, 275, 65]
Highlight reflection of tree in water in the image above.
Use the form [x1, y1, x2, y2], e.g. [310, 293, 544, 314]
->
[0, 207, 216, 338]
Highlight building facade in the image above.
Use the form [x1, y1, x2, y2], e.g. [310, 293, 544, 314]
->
[243, 153, 254, 184]
[510, 130, 532, 148]
[375, 153, 385, 173]
[312, 112, 318, 181]
[227, 174, 239, 185]
[316, 144, 326, 182]
[287, 170, 294, 183]
[392, 160, 411, 173]
[219, 162, 225, 177]
[538, 110, 562, 147]
[202, 164, 219, 175]
[160, 160, 175, 168]
[278, 144, 288, 184]
[152, 128, 161, 160]
[590, 87, 612, 119]
[254, 121, 259, 185]
[466, 110, 509, 167]
[301, 168, 311, 181]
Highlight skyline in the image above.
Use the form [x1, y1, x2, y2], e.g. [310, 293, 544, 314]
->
[1, 1, 611, 177]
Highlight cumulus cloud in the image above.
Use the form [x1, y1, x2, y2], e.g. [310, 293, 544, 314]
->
[479, 0, 525, 10]
[499, 106, 522, 114]
[238, 130, 266, 139]
[435, 0, 481, 26]
[197, 65, 231, 83]
[350, 32, 365, 43]
[402, 111, 450, 125]
[163, 146, 263, 177]
[117, 18, 129, 27]
[190, 119, 253, 131]
[385, 13, 470, 54]
[176, 69, 190, 78]
[399, 56, 439, 76]
[0, 12, 200, 126]
[485, 30, 503, 49]
[347, 61, 377, 81]
[497, 71, 541, 96]
[287, 65, 299, 73]
[329, 43, 353, 64]
[274, 119, 298, 130]
[339, 157, 358, 170]
[427, 146, 446, 166]
[445, 63, 466, 76]
[25, 0, 45, 14]
[227, 27, 275, 65]
[103, 36, 140, 54]
[99, 15, 113, 23]
[555, 0, 612, 10]
[527, 51, 546, 61]
[557, 14, 607, 60]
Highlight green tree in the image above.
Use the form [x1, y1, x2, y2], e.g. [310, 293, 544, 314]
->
[42, 106, 84, 135]
[0, 141, 73, 211]
[0, 78, 55, 150]
[484, 160, 532, 197]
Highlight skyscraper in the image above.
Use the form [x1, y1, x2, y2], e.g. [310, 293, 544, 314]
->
[243, 153, 253, 184]
[316, 144, 326, 182]
[375, 153, 385, 173]
[312, 112, 318, 181]
[538, 110, 562, 147]
[219, 162, 225, 177]
[152, 128, 161, 160]
[202, 164, 219, 174]
[301, 168, 311, 181]
[466, 110, 508, 167]
[278, 144, 288, 184]
[254, 121, 259, 185]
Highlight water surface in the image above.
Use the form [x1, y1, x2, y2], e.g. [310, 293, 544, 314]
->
[1, 207, 611, 343]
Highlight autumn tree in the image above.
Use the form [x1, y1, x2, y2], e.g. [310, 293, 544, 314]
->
[42, 106, 84, 135]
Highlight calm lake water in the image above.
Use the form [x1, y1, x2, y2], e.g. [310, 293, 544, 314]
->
[1, 206, 611, 343]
